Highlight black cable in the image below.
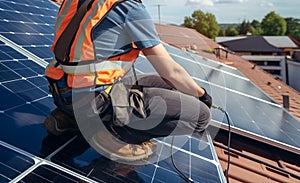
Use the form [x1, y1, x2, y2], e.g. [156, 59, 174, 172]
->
[171, 136, 194, 183]
[170, 104, 231, 183]
[212, 104, 231, 183]
[224, 111, 231, 183]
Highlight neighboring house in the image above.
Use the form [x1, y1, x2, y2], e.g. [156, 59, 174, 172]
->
[216, 36, 300, 88]
[287, 59, 300, 92]
[216, 36, 299, 56]
[156, 24, 300, 182]
[264, 36, 299, 56]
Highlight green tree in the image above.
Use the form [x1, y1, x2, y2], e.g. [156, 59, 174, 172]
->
[285, 17, 300, 42]
[183, 16, 193, 28]
[225, 26, 239, 36]
[218, 28, 226, 36]
[182, 10, 219, 39]
[261, 11, 287, 35]
[237, 20, 256, 35]
[250, 19, 263, 35]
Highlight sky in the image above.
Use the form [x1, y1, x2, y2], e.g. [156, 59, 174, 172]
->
[142, 0, 300, 25]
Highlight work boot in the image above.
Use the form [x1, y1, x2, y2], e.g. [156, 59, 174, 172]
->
[44, 108, 79, 136]
[90, 131, 156, 165]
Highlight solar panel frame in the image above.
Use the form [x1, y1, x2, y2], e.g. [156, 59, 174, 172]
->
[1, 0, 299, 182]
[0, 2, 227, 182]
[134, 46, 300, 155]
[0, 140, 98, 183]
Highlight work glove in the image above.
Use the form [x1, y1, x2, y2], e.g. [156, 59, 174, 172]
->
[198, 88, 212, 108]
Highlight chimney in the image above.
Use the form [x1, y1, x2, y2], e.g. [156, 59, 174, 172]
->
[282, 94, 290, 111]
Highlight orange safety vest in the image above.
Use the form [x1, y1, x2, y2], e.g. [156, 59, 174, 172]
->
[45, 0, 140, 88]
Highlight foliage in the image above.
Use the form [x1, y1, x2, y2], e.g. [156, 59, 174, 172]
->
[237, 20, 255, 35]
[225, 27, 239, 36]
[182, 10, 300, 42]
[218, 28, 226, 36]
[261, 11, 287, 35]
[285, 17, 300, 42]
[182, 10, 220, 39]
[183, 16, 193, 28]
[250, 20, 263, 35]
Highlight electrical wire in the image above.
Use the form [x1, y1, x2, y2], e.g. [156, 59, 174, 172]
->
[224, 110, 231, 182]
[212, 104, 231, 183]
[170, 104, 231, 183]
[171, 136, 194, 183]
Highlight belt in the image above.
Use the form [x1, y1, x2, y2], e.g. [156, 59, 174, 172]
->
[55, 59, 133, 74]
[49, 82, 112, 95]
[72, 85, 112, 94]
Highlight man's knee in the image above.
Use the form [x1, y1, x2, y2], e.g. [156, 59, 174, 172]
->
[199, 104, 212, 130]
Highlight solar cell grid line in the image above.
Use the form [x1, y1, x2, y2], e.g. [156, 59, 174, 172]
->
[0, 32, 225, 183]
[0, 141, 98, 183]
[0, 39, 73, 159]
[0, 0, 227, 182]
[208, 83, 300, 154]
[0, 34, 48, 68]
[135, 48, 276, 104]
[164, 45, 244, 77]
[164, 46, 277, 103]
[124, 58, 226, 182]
[153, 134, 226, 183]
[135, 49, 300, 154]
[0, 145, 35, 182]
[134, 54, 278, 108]
[1, 0, 297, 181]
[0, 0, 57, 61]
[49, 133, 226, 182]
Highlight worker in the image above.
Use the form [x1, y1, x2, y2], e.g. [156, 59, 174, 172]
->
[44, 0, 212, 163]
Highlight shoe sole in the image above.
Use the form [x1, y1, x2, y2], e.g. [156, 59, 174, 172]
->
[91, 135, 156, 164]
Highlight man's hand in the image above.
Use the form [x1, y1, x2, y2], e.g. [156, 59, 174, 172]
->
[199, 89, 212, 108]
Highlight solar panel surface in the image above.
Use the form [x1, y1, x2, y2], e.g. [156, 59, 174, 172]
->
[148, 46, 300, 154]
[0, 0, 226, 182]
[1, 0, 299, 182]
[0, 0, 56, 62]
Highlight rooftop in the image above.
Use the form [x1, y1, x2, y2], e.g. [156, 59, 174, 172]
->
[0, 1, 299, 182]
[156, 24, 300, 121]
[216, 36, 299, 49]
[218, 36, 284, 53]
[264, 36, 299, 48]
[155, 23, 300, 182]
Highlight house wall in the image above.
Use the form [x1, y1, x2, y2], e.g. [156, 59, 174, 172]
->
[287, 60, 300, 92]
[242, 55, 286, 81]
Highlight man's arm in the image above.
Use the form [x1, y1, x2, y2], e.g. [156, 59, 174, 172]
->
[141, 43, 205, 98]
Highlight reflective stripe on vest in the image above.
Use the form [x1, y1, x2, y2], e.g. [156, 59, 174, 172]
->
[46, 0, 140, 88]
[60, 60, 134, 74]
[51, 0, 79, 52]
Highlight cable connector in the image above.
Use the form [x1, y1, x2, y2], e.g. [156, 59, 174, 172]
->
[211, 103, 226, 113]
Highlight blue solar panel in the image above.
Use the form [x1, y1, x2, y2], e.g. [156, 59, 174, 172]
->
[142, 46, 300, 154]
[49, 133, 225, 182]
[164, 45, 277, 103]
[0, 141, 97, 183]
[0, 1, 226, 182]
[2, 0, 299, 182]
[165, 45, 244, 77]
[0, 0, 56, 61]
[0, 144, 34, 182]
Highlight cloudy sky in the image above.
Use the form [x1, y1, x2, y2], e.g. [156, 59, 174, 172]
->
[142, 0, 300, 25]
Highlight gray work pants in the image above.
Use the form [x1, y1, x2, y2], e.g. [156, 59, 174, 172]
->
[51, 74, 211, 144]
[107, 74, 211, 144]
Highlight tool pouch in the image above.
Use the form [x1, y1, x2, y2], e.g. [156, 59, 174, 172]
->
[110, 79, 146, 127]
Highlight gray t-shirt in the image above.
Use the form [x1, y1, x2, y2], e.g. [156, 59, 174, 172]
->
[92, 0, 161, 59]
